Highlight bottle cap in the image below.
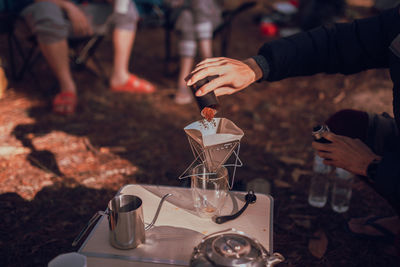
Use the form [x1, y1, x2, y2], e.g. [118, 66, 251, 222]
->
[312, 125, 331, 143]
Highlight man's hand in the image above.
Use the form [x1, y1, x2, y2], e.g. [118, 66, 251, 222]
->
[311, 132, 381, 176]
[186, 57, 259, 97]
[63, 1, 93, 36]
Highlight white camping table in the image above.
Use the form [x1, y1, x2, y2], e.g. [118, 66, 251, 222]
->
[78, 184, 274, 266]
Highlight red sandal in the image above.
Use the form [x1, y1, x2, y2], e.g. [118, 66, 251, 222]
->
[110, 74, 155, 94]
[52, 91, 77, 115]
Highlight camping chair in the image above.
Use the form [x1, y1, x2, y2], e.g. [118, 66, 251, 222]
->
[0, 1, 31, 81]
[0, 0, 108, 90]
[68, 34, 108, 85]
[15, 27, 108, 87]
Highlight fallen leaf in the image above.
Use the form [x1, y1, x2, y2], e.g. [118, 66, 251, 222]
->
[254, 123, 265, 131]
[279, 122, 291, 128]
[289, 214, 316, 220]
[291, 168, 312, 182]
[0, 146, 29, 157]
[308, 229, 328, 259]
[273, 179, 291, 188]
[279, 156, 305, 165]
[264, 141, 273, 152]
[333, 91, 346, 104]
[293, 219, 311, 229]
[246, 178, 271, 194]
[82, 177, 96, 185]
[230, 104, 240, 112]
[100, 146, 127, 153]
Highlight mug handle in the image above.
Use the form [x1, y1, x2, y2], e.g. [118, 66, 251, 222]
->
[72, 210, 108, 247]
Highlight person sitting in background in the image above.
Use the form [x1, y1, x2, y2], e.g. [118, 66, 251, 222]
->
[297, 0, 346, 31]
[187, 4, 400, 248]
[0, 58, 8, 99]
[12, 0, 155, 115]
[170, 0, 222, 104]
[374, 0, 400, 12]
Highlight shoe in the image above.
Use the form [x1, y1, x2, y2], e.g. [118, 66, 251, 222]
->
[348, 215, 399, 244]
[110, 74, 155, 94]
[53, 91, 77, 115]
[174, 86, 193, 105]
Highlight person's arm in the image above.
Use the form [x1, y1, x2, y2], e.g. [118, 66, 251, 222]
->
[312, 132, 400, 212]
[311, 132, 380, 176]
[188, 6, 400, 96]
[369, 152, 400, 211]
[187, 57, 261, 97]
[259, 6, 400, 81]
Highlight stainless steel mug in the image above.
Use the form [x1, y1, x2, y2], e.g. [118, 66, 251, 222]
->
[108, 195, 145, 249]
[72, 193, 172, 249]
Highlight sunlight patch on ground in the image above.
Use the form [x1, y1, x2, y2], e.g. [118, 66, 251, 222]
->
[0, 127, 139, 200]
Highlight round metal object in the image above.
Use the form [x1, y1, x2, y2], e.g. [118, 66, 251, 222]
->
[190, 229, 284, 267]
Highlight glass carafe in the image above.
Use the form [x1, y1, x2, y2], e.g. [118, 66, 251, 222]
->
[191, 164, 229, 218]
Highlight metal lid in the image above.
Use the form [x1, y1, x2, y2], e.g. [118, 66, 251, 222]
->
[207, 233, 262, 266]
[192, 231, 266, 267]
[212, 234, 251, 257]
[312, 125, 331, 143]
[190, 229, 284, 267]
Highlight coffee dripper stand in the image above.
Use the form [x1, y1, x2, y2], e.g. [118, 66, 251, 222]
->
[178, 132, 243, 190]
[178, 118, 244, 219]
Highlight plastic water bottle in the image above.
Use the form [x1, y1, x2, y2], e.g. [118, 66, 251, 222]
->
[308, 125, 332, 207]
[308, 154, 332, 207]
[331, 167, 353, 213]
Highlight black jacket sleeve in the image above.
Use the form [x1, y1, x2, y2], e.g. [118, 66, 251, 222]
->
[373, 150, 400, 213]
[255, 6, 400, 82]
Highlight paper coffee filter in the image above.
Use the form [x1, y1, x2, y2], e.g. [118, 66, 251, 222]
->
[185, 118, 219, 135]
[203, 134, 238, 147]
[181, 118, 244, 176]
[184, 118, 244, 147]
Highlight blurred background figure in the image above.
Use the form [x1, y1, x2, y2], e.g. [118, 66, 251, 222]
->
[0, 1, 30, 99]
[258, 0, 347, 37]
[14, 0, 155, 115]
[297, 0, 346, 30]
[0, 57, 8, 99]
[374, 0, 400, 11]
[169, 0, 222, 105]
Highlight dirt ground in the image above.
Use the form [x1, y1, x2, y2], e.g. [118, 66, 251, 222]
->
[0, 1, 399, 266]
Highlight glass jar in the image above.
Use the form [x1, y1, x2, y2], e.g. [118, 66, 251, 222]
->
[191, 164, 229, 218]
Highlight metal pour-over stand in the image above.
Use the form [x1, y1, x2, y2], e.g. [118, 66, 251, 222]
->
[178, 118, 244, 189]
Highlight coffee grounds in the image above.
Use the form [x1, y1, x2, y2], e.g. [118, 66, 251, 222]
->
[202, 107, 216, 122]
